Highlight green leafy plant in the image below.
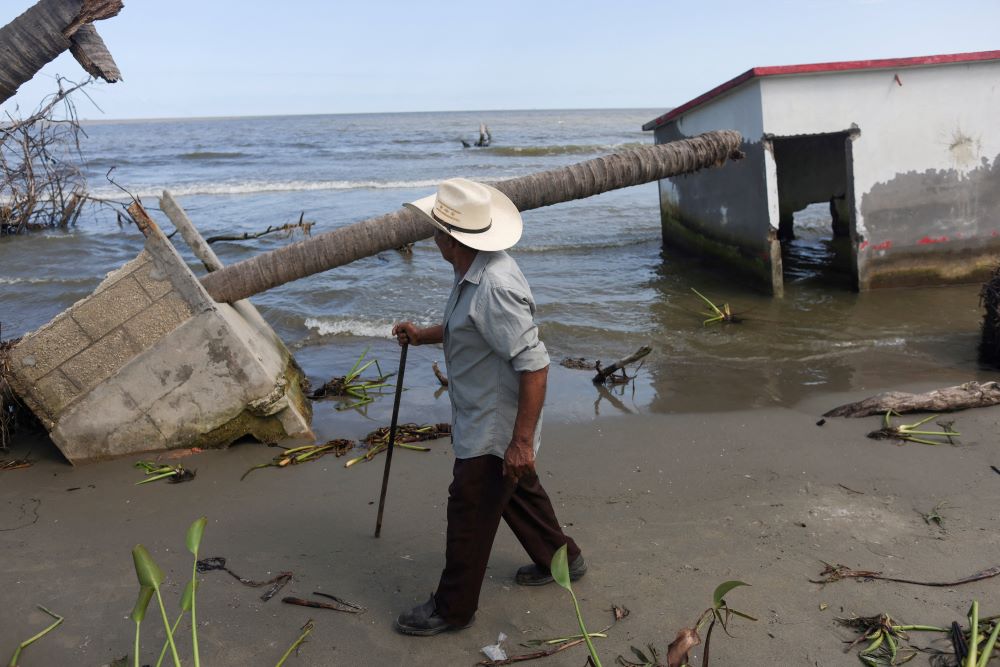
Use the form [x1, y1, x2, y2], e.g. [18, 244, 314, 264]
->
[129, 518, 310, 666]
[309, 347, 393, 410]
[186, 517, 206, 667]
[134, 461, 195, 484]
[7, 605, 63, 667]
[837, 605, 1000, 666]
[274, 620, 314, 667]
[130, 587, 153, 667]
[131, 517, 206, 667]
[132, 544, 181, 667]
[551, 544, 602, 667]
[618, 580, 755, 667]
[241, 440, 354, 480]
[690, 288, 741, 326]
[867, 411, 960, 446]
[966, 601, 1000, 667]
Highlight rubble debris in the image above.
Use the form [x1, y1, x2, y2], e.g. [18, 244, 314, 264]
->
[241, 440, 354, 480]
[344, 423, 450, 468]
[281, 592, 365, 614]
[811, 561, 1000, 587]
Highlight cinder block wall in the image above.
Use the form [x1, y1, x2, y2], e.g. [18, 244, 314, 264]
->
[8, 210, 314, 464]
[10, 251, 191, 427]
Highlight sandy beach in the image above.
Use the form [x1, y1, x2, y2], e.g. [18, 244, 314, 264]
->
[2, 371, 998, 666]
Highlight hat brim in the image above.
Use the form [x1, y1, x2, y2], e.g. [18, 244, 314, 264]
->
[404, 183, 522, 252]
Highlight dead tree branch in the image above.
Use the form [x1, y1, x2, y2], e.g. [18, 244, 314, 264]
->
[204, 215, 315, 244]
[824, 381, 1000, 418]
[0, 78, 104, 235]
[593, 346, 652, 384]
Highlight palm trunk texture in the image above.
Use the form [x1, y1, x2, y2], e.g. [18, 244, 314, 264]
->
[0, 0, 123, 104]
[200, 130, 744, 303]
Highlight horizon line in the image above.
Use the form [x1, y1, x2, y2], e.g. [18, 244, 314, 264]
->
[77, 105, 671, 124]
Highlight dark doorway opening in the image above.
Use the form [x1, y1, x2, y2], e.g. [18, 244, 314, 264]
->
[772, 132, 855, 288]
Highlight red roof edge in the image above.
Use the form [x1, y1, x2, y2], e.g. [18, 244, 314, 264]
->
[642, 49, 1000, 131]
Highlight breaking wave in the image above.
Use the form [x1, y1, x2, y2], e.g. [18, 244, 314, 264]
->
[178, 151, 248, 160]
[88, 178, 443, 199]
[304, 316, 392, 339]
[485, 142, 645, 157]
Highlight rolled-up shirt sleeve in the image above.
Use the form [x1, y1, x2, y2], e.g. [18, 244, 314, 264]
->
[472, 285, 550, 372]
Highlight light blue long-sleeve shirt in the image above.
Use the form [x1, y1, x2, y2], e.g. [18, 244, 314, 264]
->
[442, 250, 549, 459]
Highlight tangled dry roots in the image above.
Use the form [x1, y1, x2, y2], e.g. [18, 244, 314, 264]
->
[1, 337, 22, 450]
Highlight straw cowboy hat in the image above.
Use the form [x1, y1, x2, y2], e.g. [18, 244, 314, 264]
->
[404, 177, 522, 252]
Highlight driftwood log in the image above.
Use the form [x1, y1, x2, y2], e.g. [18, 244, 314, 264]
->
[593, 346, 652, 384]
[824, 381, 1000, 418]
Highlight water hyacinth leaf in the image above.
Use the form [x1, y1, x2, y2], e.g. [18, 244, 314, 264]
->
[550, 544, 571, 590]
[630, 645, 651, 663]
[8, 606, 64, 667]
[712, 580, 750, 610]
[186, 516, 207, 555]
[132, 545, 165, 589]
[181, 580, 197, 612]
[131, 586, 154, 623]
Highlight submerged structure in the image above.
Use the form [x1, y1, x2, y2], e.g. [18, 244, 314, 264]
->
[5, 197, 313, 464]
[644, 50, 1000, 295]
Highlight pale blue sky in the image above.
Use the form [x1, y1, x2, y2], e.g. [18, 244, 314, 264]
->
[2, 0, 998, 120]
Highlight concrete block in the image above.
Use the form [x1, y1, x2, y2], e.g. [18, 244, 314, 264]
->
[10, 315, 91, 384]
[133, 258, 174, 300]
[166, 292, 194, 321]
[53, 385, 168, 462]
[33, 369, 82, 416]
[72, 276, 152, 340]
[123, 293, 188, 353]
[94, 253, 149, 294]
[13, 206, 314, 464]
[60, 328, 139, 394]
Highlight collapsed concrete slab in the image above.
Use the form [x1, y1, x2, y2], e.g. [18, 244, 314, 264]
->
[7, 200, 313, 464]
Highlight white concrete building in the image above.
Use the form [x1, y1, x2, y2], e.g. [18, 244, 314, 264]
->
[643, 50, 1000, 295]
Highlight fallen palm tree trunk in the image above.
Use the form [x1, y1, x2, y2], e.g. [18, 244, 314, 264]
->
[200, 131, 744, 303]
[824, 381, 1000, 418]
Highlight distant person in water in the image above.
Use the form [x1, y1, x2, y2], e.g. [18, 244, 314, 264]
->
[391, 178, 585, 636]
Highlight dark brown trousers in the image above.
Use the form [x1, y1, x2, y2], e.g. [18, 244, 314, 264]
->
[433, 454, 582, 625]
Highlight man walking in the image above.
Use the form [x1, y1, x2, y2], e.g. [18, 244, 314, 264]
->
[391, 177, 585, 636]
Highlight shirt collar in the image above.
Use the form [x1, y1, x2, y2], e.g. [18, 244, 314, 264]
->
[458, 250, 494, 286]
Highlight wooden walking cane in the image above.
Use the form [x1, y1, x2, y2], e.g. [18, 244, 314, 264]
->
[374, 341, 408, 537]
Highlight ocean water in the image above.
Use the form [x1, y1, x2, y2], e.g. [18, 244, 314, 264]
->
[0, 109, 992, 438]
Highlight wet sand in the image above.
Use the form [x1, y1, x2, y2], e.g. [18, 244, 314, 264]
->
[2, 376, 999, 666]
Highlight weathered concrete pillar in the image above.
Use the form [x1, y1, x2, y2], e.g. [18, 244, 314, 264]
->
[7, 200, 313, 464]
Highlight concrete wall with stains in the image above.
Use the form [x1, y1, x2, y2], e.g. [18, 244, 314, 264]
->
[653, 81, 782, 292]
[759, 61, 1000, 288]
[650, 58, 1000, 291]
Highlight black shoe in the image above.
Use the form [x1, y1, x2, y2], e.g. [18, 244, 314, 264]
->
[515, 555, 587, 586]
[394, 595, 474, 636]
